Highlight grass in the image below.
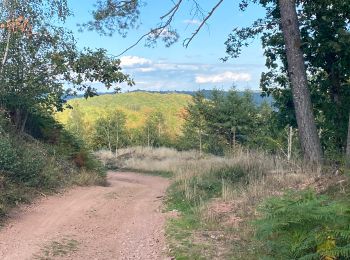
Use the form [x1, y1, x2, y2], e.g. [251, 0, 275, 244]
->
[95, 148, 177, 177]
[34, 237, 79, 260]
[71, 169, 108, 186]
[122, 169, 174, 178]
[100, 146, 341, 259]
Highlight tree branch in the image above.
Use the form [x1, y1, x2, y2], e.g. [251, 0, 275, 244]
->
[183, 0, 224, 48]
[116, 0, 183, 56]
[115, 0, 224, 56]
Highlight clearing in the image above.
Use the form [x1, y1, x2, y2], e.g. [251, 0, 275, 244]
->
[0, 172, 170, 260]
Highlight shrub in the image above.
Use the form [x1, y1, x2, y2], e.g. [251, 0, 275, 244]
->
[214, 165, 247, 184]
[0, 135, 19, 174]
[0, 136, 55, 187]
[255, 190, 350, 259]
[16, 143, 47, 185]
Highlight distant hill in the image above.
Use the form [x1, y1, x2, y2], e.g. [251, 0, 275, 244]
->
[66, 90, 273, 106]
[56, 92, 192, 137]
[127, 89, 273, 106]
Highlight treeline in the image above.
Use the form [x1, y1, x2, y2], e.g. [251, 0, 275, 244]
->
[68, 88, 300, 159]
[71, 85, 349, 164]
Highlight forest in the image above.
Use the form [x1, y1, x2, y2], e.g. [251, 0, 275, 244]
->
[0, 0, 350, 259]
[60, 90, 277, 156]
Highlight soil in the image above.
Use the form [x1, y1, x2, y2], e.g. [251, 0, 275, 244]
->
[0, 172, 170, 260]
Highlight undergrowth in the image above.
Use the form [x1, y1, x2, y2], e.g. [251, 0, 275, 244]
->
[256, 190, 350, 259]
[105, 147, 349, 259]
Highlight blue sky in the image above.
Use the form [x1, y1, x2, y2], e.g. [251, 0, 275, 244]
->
[66, 1, 266, 92]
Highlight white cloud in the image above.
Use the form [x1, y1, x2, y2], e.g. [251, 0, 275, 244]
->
[117, 56, 260, 91]
[153, 63, 200, 71]
[183, 19, 201, 25]
[135, 67, 156, 72]
[120, 56, 152, 67]
[195, 71, 252, 84]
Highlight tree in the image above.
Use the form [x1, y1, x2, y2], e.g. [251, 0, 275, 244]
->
[181, 91, 208, 155]
[277, 0, 322, 164]
[299, 1, 350, 157]
[207, 89, 259, 149]
[181, 89, 273, 155]
[143, 111, 166, 147]
[252, 101, 287, 154]
[92, 110, 128, 153]
[347, 112, 350, 166]
[224, 0, 350, 162]
[226, 0, 323, 164]
[0, 0, 133, 133]
[66, 106, 86, 138]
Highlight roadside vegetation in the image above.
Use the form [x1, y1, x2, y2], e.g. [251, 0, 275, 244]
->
[0, 113, 106, 221]
[98, 147, 350, 259]
[0, 1, 131, 222]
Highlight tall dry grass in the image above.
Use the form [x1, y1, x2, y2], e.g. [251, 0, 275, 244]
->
[96, 146, 319, 211]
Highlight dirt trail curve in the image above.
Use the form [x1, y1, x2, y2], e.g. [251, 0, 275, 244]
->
[0, 172, 170, 260]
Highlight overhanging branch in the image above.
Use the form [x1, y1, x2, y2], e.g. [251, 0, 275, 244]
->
[183, 0, 224, 48]
[116, 0, 183, 56]
[116, 0, 225, 56]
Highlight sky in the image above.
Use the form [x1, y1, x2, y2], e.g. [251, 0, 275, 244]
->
[65, 1, 267, 92]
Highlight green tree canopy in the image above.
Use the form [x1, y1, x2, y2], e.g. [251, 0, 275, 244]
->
[0, 0, 133, 133]
[92, 110, 128, 153]
[225, 0, 350, 157]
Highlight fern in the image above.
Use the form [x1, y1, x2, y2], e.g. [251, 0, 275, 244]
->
[255, 190, 350, 259]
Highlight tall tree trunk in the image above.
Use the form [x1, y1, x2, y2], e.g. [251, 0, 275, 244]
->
[13, 109, 24, 132]
[0, 31, 11, 75]
[278, 0, 323, 165]
[20, 110, 28, 134]
[287, 126, 293, 161]
[0, 0, 11, 75]
[346, 112, 350, 167]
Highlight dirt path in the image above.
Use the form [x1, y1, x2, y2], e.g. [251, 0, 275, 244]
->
[0, 172, 170, 260]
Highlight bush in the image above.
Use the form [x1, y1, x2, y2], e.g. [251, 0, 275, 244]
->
[0, 135, 19, 174]
[255, 190, 350, 259]
[0, 136, 58, 187]
[16, 143, 47, 185]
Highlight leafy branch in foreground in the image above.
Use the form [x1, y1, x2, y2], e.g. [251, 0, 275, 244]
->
[0, 0, 133, 133]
